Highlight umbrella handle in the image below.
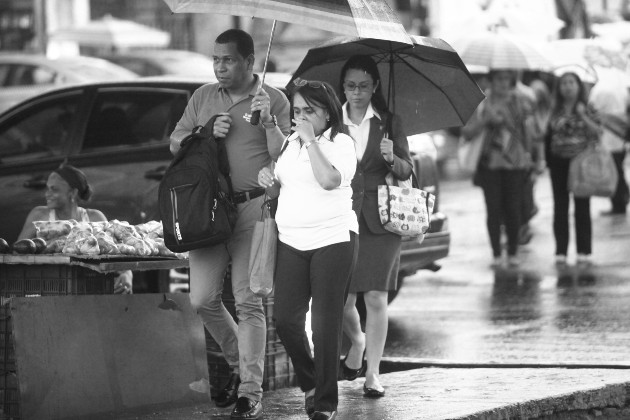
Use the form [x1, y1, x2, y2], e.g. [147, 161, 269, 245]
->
[250, 20, 277, 126]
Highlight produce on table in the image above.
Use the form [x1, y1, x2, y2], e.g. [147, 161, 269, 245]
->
[0, 238, 10, 253]
[32, 220, 73, 240]
[32, 238, 46, 254]
[24, 219, 183, 258]
[12, 239, 37, 254]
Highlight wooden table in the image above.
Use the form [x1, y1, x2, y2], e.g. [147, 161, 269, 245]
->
[0, 253, 188, 273]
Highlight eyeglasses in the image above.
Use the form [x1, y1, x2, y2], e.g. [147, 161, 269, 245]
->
[293, 78, 327, 91]
[343, 81, 373, 92]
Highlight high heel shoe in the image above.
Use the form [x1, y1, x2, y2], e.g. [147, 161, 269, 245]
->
[340, 349, 365, 381]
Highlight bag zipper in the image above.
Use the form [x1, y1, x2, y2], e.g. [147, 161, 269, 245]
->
[170, 184, 194, 244]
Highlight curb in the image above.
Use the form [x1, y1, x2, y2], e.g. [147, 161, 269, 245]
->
[380, 357, 630, 373]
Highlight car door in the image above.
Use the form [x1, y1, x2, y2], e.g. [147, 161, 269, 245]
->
[67, 86, 191, 227]
[0, 89, 85, 242]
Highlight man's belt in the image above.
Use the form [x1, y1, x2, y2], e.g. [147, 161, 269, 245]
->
[232, 187, 266, 204]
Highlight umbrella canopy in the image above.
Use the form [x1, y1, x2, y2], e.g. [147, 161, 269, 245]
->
[50, 15, 170, 49]
[163, 0, 412, 44]
[545, 38, 630, 86]
[450, 32, 553, 71]
[289, 36, 485, 135]
[591, 21, 630, 44]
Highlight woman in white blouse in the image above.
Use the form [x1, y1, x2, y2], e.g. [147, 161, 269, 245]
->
[258, 79, 358, 420]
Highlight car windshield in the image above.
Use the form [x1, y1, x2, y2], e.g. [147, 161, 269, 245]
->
[159, 56, 215, 77]
[60, 61, 137, 81]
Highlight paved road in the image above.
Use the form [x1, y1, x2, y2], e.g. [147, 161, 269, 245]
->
[383, 159, 630, 365]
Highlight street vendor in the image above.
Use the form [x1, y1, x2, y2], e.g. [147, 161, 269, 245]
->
[17, 164, 133, 294]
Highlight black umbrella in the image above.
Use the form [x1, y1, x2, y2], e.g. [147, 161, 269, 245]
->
[289, 36, 485, 134]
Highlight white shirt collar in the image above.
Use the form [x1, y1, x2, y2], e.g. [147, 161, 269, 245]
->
[342, 102, 381, 127]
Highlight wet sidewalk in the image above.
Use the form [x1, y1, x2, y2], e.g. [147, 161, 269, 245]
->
[106, 364, 630, 420]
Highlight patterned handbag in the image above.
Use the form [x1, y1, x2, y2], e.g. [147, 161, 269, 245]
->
[378, 172, 435, 239]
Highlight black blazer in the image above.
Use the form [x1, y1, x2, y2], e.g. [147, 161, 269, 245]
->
[350, 112, 413, 234]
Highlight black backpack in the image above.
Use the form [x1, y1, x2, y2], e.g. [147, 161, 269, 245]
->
[159, 115, 237, 252]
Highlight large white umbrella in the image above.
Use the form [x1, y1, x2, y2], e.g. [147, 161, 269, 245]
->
[50, 15, 171, 50]
[545, 38, 630, 86]
[450, 32, 553, 71]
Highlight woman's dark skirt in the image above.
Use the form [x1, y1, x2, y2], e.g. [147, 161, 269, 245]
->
[348, 213, 401, 293]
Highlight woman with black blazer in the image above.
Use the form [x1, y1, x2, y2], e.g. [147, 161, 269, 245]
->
[339, 55, 413, 397]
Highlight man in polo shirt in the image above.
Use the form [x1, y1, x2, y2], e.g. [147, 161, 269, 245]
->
[170, 29, 290, 419]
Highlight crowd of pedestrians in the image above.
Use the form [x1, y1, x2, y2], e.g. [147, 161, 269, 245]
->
[168, 29, 419, 420]
[462, 67, 628, 269]
[163, 25, 629, 420]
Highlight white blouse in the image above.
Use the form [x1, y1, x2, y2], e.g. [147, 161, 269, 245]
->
[274, 128, 358, 251]
[343, 102, 381, 162]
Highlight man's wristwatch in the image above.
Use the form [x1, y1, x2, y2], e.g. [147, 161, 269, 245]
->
[262, 114, 277, 129]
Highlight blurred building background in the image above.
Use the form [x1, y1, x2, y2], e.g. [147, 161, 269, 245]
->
[0, 0, 627, 73]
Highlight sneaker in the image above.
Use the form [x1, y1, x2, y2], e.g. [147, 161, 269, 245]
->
[555, 255, 567, 266]
[507, 255, 520, 267]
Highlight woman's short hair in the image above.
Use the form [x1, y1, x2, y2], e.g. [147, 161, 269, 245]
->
[339, 55, 389, 113]
[53, 164, 93, 201]
[215, 29, 254, 59]
[291, 80, 346, 141]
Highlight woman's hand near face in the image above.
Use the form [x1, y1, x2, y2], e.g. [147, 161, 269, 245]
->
[292, 118, 316, 143]
[380, 137, 394, 163]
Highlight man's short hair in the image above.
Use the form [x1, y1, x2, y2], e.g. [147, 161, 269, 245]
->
[215, 29, 255, 59]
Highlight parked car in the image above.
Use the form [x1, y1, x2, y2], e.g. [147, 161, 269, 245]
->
[94, 49, 217, 78]
[0, 77, 449, 296]
[0, 53, 138, 113]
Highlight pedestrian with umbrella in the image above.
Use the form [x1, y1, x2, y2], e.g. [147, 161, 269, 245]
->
[169, 29, 292, 420]
[289, 36, 485, 136]
[338, 55, 413, 398]
[461, 69, 539, 268]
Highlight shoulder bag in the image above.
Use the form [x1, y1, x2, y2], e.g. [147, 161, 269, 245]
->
[249, 196, 278, 297]
[568, 143, 618, 198]
[378, 171, 435, 240]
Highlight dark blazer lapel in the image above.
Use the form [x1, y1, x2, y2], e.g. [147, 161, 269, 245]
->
[363, 115, 385, 164]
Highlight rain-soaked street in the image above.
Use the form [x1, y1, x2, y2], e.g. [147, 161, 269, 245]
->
[384, 158, 630, 365]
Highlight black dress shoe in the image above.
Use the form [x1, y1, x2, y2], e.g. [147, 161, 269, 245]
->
[363, 384, 385, 398]
[230, 397, 262, 419]
[340, 350, 365, 381]
[311, 411, 337, 420]
[215, 373, 240, 407]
